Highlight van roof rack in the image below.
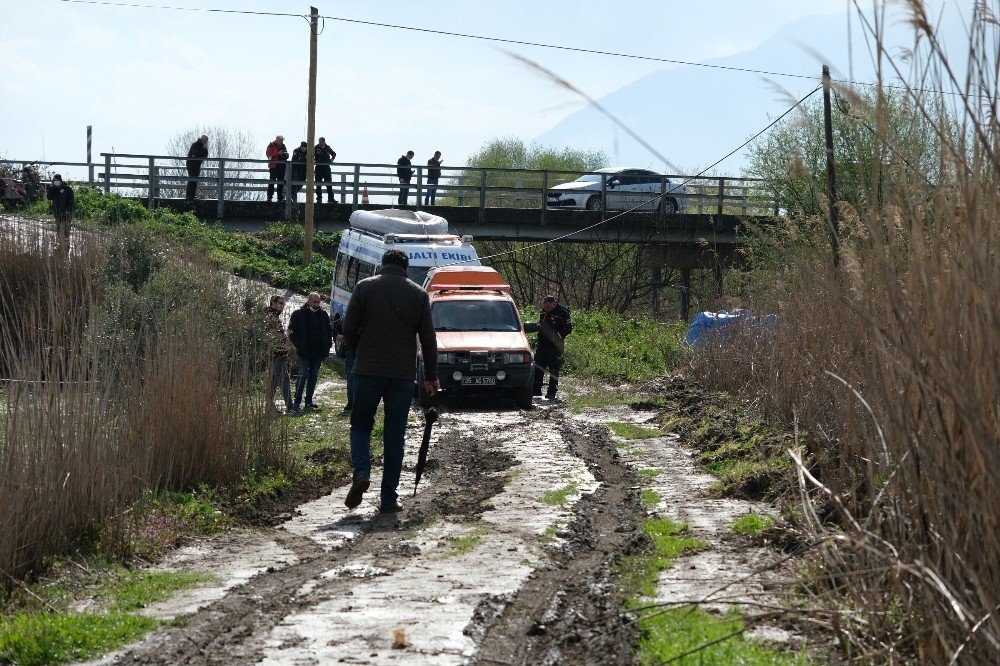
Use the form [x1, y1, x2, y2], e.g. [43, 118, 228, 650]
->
[430, 285, 510, 294]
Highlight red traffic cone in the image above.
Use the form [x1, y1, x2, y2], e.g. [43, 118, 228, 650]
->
[361, 186, 369, 205]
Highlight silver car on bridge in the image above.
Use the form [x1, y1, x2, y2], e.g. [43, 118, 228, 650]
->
[546, 167, 689, 213]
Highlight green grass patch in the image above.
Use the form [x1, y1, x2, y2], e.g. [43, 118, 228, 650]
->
[540, 483, 578, 507]
[608, 422, 669, 440]
[617, 519, 705, 599]
[730, 514, 774, 537]
[635, 606, 808, 665]
[445, 527, 488, 557]
[640, 489, 661, 509]
[637, 468, 660, 481]
[0, 612, 158, 666]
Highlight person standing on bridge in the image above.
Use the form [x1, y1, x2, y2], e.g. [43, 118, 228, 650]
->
[290, 141, 308, 202]
[315, 137, 336, 204]
[342, 249, 439, 513]
[266, 135, 289, 203]
[424, 151, 442, 206]
[47, 174, 74, 248]
[185, 134, 208, 201]
[531, 295, 572, 401]
[397, 150, 415, 206]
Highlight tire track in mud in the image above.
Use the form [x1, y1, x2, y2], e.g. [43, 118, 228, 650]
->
[108, 401, 603, 664]
[472, 417, 647, 666]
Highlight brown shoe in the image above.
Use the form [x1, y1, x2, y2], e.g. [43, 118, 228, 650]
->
[345, 477, 370, 509]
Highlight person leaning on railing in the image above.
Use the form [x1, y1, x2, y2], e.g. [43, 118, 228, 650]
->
[266, 135, 289, 203]
[185, 134, 208, 201]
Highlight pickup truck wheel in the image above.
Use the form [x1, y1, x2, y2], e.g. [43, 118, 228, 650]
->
[660, 197, 678, 214]
[586, 195, 603, 211]
[514, 385, 533, 410]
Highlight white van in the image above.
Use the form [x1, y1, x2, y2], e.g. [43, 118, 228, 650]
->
[329, 209, 481, 320]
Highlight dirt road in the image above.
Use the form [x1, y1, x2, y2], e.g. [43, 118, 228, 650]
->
[83, 376, 800, 666]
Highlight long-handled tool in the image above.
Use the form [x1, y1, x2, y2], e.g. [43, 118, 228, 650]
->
[413, 407, 439, 496]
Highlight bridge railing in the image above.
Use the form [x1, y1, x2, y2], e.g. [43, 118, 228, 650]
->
[4, 154, 779, 221]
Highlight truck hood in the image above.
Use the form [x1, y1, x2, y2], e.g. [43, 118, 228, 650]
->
[435, 331, 530, 352]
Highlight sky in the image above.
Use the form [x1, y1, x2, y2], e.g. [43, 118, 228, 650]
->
[0, 0, 972, 179]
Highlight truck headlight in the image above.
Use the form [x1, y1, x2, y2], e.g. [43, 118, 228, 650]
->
[503, 352, 531, 364]
[438, 352, 455, 364]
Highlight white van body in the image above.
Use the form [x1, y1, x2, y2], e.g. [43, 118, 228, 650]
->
[330, 209, 481, 319]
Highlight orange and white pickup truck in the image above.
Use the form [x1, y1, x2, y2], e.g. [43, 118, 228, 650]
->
[417, 266, 534, 409]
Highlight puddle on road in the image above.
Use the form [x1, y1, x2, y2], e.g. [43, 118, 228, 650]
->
[258, 405, 599, 665]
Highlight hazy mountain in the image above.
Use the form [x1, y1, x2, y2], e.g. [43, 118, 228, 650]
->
[534, 10, 967, 176]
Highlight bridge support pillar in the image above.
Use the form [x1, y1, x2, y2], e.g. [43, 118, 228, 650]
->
[651, 264, 662, 318]
[680, 268, 692, 322]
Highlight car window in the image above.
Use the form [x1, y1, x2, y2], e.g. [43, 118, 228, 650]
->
[574, 174, 603, 183]
[432, 300, 520, 332]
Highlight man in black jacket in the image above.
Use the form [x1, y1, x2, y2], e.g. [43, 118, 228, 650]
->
[342, 249, 439, 513]
[396, 150, 415, 206]
[424, 151, 442, 205]
[532, 295, 572, 400]
[315, 137, 336, 203]
[288, 292, 333, 413]
[186, 134, 208, 201]
[47, 174, 74, 246]
[290, 141, 308, 202]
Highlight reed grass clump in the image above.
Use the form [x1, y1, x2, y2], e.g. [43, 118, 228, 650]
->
[0, 219, 286, 587]
[692, 3, 1000, 661]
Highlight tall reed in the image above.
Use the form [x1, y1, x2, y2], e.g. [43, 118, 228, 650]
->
[693, 3, 1000, 661]
[0, 218, 286, 587]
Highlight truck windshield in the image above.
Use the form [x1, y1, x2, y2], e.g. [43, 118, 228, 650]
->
[432, 300, 520, 332]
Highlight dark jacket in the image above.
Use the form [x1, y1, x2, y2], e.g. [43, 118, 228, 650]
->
[266, 307, 291, 359]
[396, 155, 414, 181]
[291, 146, 308, 180]
[342, 264, 437, 381]
[538, 303, 572, 351]
[186, 140, 208, 172]
[288, 304, 333, 358]
[315, 144, 336, 165]
[47, 183, 74, 221]
[427, 157, 442, 180]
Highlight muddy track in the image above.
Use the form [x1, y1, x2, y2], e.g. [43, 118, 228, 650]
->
[472, 420, 645, 666]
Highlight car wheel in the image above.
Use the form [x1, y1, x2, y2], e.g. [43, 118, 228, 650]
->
[586, 195, 603, 211]
[514, 385, 534, 410]
[660, 198, 678, 214]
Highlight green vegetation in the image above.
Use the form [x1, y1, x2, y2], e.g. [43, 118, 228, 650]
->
[445, 527, 489, 557]
[635, 607, 808, 665]
[74, 188, 338, 294]
[617, 519, 704, 599]
[607, 422, 669, 440]
[640, 489, 661, 509]
[0, 569, 210, 665]
[730, 514, 774, 537]
[637, 468, 660, 481]
[540, 483, 578, 507]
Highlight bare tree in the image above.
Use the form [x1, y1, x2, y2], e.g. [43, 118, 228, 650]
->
[162, 126, 260, 201]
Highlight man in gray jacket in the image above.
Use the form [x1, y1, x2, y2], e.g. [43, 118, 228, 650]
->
[342, 249, 439, 513]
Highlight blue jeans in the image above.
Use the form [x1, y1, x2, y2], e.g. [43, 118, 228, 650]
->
[349, 374, 413, 502]
[269, 357, 292, 409]
[344, 349, 356, 407]
[294, 354, 324, 407]
[424, 178, 439, 205]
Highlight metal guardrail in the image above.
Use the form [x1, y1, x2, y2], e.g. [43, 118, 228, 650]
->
[3, 154, 780, 222]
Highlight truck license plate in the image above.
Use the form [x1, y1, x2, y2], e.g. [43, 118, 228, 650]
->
[462, 376, 496, 386]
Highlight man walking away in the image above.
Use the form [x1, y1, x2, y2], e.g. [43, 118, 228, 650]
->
[186, 134, 208, 201]
[288, 292, 333, 413]
[315, 137, 336, 203]
[266, 135, 289, 203]
[532, 295, 572, 400]
[47, 174, 74, 248]
[290, 141, 308, 202]
[396, 150, 415, 206]
[342, 249, 439, 513]
[425, 151, 442, 206]
[266, 295, 293, 415]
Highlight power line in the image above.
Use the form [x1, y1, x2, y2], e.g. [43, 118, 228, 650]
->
[56, 0, 943, 94]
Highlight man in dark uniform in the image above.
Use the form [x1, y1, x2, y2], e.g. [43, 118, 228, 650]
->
[186, 134, 208, 201]
[315, 137, 336, 203]
[47, 174, 74, 247]
[288, 292, 333, 413]
[290, 141, 308, 202]
[396, 150, 414, 206]
[532, 295, 572, 400]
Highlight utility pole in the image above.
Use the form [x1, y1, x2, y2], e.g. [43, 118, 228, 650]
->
[303, 6, 319, 265]
[822, 65, 840, 268]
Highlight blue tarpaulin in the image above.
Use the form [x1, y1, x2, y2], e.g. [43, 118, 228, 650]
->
[685, 310, 749, 348]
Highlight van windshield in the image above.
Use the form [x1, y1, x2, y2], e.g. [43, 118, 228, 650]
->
[408, 266, 430, 285]
[432, 300, 520, 332]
